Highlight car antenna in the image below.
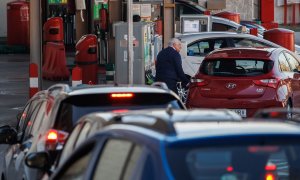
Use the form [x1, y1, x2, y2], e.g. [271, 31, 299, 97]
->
[166, 104, 173, 116]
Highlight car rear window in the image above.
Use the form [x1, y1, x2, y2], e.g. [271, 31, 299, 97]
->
[167, 142, 300, 180]
[200, 59, 274, 77]
[54, 93, 184, 132]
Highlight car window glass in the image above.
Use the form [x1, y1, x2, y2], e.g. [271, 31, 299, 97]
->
[187, 42, 200, 56]
[279, 53, 291, 72]
[233, 38, 271, 48]
[167, 145, 300, 180]
[54, 93, 183, 132]
[75, 122, 92, 148]
[201, 59, 273, 77]
[23, 102, 43, 141]
[58, 124, 83, 167]
[188, 39, 226, 57]
[284, 52, 299, 72]
[93, 139, 133, 180]
[17, 101, 32, 135]
[58, 148, 92, 180]
[29, 101, 46, 136]
[123, 145, 143, 180]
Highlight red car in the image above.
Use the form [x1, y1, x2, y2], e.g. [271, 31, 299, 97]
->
[186, 47, 300, 118]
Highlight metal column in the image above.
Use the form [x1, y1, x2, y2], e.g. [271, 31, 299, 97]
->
[30, 0, 42, 90]
[163, 0, 175, 48]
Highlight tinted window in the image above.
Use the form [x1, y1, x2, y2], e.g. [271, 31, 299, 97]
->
[187, 39, 226, 56]
[93, 139, 141, 180]
[167, 144, 300, 180]
[232, 38, 272, 48]
[279, 53, 291, 72]
[54, 93, 183, 132]
[23, 101, 44, 140]
[200, 59, 274, 77]
[29, 101, 46, 136]
[284, 52, 299, 72]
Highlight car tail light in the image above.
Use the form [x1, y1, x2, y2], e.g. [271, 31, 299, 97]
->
[45, 129, 69, 151]
[265, 173, 275, 180]
[265, 164, 277, 171]
[190, 78, 208, 87]
[265, 164, 277, 180]
[253, 78, 279, 88]
[226, 166, 234, 172]
[111, 93, 134, 98]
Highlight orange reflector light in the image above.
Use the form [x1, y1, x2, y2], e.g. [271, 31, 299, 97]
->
[111, 93, 133, 98]
[226, 166, 234, 172]
[47, 131, 58, 140]
[265, 164, 277, 171]
[265, 173, 275, 180]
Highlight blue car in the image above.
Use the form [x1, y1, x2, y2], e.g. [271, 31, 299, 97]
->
[28, 110, 300, 180]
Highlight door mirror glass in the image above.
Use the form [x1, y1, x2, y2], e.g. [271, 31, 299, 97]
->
[25, 152, 50, 170]
[0, 125, 17, 144]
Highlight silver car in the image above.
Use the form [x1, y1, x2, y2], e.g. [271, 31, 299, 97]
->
[177, 32, 282, 77]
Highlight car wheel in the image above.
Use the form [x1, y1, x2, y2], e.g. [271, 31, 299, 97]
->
[286, 101, 293, 120]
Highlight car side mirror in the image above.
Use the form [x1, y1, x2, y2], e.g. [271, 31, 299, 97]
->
[25, 152, 50, 171]
[0, 125, 17, 144]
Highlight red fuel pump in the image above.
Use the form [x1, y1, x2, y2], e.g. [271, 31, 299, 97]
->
[155, 17, 163, 36]
[7, 1, 30, 46]
[75, 34, 98, 84]
[100, 4, 108, 32]
[43, 17, 64, 42]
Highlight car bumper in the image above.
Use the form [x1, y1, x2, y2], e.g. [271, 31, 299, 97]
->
[186, 94, 284, 118]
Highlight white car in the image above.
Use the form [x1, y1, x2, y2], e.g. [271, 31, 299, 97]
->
[177, 32, 287, 77]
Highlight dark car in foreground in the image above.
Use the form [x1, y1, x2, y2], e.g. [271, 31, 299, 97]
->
[30, 113, 300, 180]
[186, 47, 300, 118]
[0, 83, 184, 180]
[25, 109, 242, 179]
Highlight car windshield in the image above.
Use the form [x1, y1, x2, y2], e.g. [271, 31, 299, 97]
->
[166, 141, 300, 180]
[200, 59, 274, 77]
[54, 93, 183, 132]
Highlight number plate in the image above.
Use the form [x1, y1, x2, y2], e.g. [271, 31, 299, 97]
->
[230, 109, 247, 118]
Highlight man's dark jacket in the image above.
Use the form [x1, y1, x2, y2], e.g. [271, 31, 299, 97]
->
[155, 46, 189, 94]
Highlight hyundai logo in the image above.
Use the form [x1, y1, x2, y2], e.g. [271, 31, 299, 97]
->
[226, 83, 236, 89]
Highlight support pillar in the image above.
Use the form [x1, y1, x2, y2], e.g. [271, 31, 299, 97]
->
[30, 0, 42, 91]
[163, 0, 175, 48]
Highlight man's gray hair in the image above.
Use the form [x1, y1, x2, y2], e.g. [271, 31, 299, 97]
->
[168, 38, 181, 47]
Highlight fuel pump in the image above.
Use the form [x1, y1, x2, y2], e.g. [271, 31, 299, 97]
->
[46, 0, 76, 46]
[99, 3, 109, 64]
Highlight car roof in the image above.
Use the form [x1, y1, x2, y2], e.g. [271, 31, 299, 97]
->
[55, 84, 177, 96]
[81, 109, 242, 124]
[97, 118, 300, 145]
[177, 32, 280, 48]
[204, 47, 279, 59]
[172, 121, 300, 139]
